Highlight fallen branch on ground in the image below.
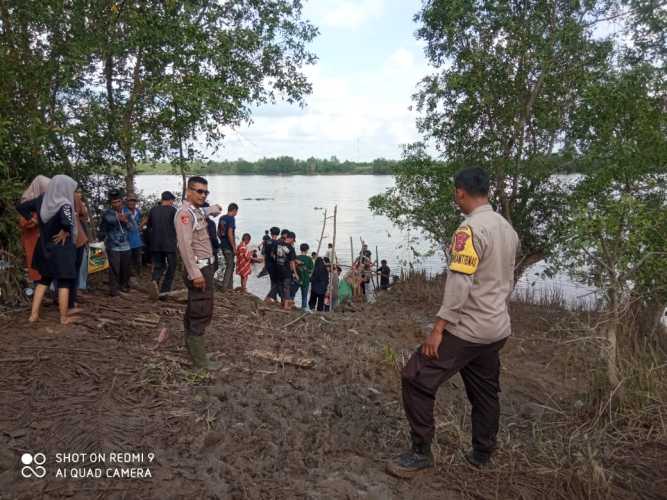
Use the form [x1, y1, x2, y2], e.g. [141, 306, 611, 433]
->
[281, 313, 308, 330]
[246, 349, 315, 368]
[0, 356, 51, 362]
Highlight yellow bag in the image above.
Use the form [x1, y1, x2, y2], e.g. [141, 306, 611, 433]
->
[88, 242, 109, 274]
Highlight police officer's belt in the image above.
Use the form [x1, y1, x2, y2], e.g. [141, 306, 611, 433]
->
[196, 257, 213, 269]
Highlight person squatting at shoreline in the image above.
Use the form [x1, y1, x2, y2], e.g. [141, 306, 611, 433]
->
[175, 176, 222, 371]
[387, 167, 519, 478]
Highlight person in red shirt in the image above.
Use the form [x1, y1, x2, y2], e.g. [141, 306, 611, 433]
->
[235, 233, 261, 292]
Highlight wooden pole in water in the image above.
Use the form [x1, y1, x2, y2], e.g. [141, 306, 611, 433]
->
[328, 205, 337, 312]
[350, 236, 354, 267]
[316, 209, 327, 255]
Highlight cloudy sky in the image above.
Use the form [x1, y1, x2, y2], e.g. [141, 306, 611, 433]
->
[213, 0, 429, 162]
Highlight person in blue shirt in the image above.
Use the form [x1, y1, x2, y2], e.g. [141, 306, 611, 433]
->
[100, 190, 135, 296]
[217, 202, 238, 290]
[123, 195, 144, 279]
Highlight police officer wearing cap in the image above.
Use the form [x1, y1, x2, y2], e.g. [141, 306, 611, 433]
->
[175, 177, 222, 370]
[387, 167, 519, 478]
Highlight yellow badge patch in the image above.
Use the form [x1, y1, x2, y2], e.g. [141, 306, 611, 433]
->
[449, 226, 479, 275]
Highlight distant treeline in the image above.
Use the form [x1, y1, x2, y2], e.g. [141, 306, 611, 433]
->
[138, 157, 398, 175]
[137, 154, 592, 177]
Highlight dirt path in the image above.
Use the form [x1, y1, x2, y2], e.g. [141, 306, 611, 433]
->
[1, 275, 665, 499]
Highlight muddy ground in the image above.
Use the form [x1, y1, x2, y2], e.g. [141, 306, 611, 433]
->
[0, 273, 665, 499]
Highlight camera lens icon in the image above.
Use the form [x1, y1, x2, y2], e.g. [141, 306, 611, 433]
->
[20, 453, 46, 478]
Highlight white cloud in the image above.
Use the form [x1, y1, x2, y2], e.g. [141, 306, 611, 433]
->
[210, 47, 428, 161]
[308, 0, 384, 30]
[386, 47, 415, 70]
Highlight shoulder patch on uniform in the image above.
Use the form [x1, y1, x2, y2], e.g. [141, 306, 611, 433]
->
[180, 214, 190, 225]
[449, 225, 479, 275]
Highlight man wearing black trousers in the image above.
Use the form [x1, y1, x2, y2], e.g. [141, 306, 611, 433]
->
[387, 167, 519, 477]
[146, 191, 178, 300]
[100, 190, 135, 296]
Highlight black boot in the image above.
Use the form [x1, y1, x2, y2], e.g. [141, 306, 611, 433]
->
[465, 449, 492, 467]
[386, 441, 434, 478]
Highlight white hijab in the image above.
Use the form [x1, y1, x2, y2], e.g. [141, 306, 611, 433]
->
[40, 174, 78, 239]
[21, 175, 50, 203]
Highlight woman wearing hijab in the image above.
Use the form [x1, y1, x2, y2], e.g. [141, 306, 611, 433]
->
[308, 257, 329, 312]
[16, 174, 79, 325]
[18, 175, 50, 283]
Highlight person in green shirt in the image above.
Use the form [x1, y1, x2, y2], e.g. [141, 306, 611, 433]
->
[293, 243, 314, 311]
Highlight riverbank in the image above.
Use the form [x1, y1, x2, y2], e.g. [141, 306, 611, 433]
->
[1, 273, 664, 499]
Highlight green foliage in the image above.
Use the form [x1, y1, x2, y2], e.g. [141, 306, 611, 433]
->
[371, 0, 616, 271]
[566, 64, 666, 181]
[552, 186, 666, 301]
[0, 0, 317, 191]
[414, 1, 611, 165]
[138, 156, 397, 176]
[550, 65, 667, 314]
[370, 144, 455, 244]
[0, 177, 28, 306]
[0, 0, 318, 303]
[371, 0, 666, 294]
[0, 179, 25, 252]
[622, 0, 667, 66]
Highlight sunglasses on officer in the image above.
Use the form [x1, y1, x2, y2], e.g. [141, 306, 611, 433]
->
[189, 187, 210, 196]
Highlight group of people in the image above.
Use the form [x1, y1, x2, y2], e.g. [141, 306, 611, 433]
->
[17, 175, 89, 325]
[16, 173, 394, 325]
[16, 176, 156, 324]
[16, 168, 521, 475]
[16, 174, 389, 321]
[167, 175, 382, 370]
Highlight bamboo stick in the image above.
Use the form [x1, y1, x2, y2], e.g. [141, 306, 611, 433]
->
[328, 205, 337, 313]
[316, 209, 327, 255]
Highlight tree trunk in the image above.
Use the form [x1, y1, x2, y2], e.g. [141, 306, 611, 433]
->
[124, 149, 136, 197]
[606, 290, 623, 398]
[606, 316, 621, 389]
[121, 52, 143, 197]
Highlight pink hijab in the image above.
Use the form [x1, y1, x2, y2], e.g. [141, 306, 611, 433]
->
[21, 175, 50, 203]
